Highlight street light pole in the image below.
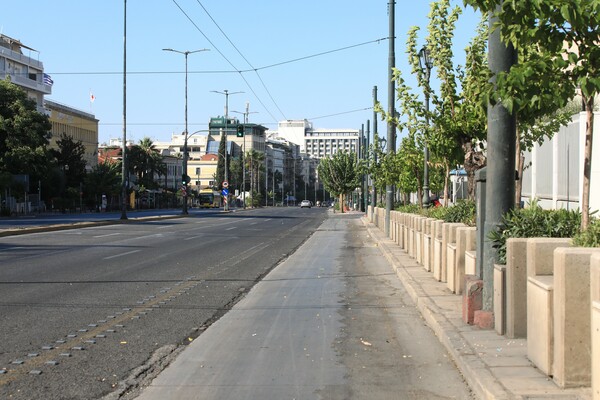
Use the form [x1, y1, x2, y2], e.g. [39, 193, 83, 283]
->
[419, 45, 433, 208]
[121, 0, 128, 220]
[211, 90, 243, 211]
[163, 47, 209, 215]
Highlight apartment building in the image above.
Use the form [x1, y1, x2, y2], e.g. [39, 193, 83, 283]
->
[0, 34, 52, 112]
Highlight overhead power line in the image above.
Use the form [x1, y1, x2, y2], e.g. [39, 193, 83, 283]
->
[308, 107, 374, 121]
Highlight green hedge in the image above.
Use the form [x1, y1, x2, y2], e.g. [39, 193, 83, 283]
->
[489, 201, 581, 264]
[395, 200, 476, 226]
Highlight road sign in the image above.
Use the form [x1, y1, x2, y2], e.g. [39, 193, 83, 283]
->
[222, 188, 229, 197]
[222, 181, 229, 188]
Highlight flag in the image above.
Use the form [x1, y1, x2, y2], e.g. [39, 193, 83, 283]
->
[90, 92, 96, 103]
[43, 73, 53, 86]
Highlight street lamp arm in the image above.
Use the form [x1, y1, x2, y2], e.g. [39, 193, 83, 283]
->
[163, 48, 209, 55]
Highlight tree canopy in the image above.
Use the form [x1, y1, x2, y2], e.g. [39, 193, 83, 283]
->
[317, 151, 362, 213]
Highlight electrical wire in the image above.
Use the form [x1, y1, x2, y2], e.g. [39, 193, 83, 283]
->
[194, 0, 287, 121]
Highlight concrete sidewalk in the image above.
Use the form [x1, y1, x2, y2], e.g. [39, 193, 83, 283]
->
[362, 216, 592, 400]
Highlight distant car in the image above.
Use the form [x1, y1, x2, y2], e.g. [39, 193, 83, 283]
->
[300, 200, 312, 208]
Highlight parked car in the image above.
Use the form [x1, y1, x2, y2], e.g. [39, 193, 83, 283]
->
[300, 200, 312, 208]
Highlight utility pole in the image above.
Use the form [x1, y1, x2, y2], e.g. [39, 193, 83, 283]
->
[386, 0, 396, 235]
[120, 0, 128, 220]
[364, 119, 370, 213]
[371, 86, 378, 221]
[482, 1, 517, 313]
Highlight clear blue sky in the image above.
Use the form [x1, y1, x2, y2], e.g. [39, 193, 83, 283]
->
[2, 1, 481, 146]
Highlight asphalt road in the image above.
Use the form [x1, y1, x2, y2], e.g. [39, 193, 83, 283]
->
[136, 215, 474, 400]
[0, 207, 327, 399]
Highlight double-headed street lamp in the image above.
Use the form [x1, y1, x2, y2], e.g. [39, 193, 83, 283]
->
[163, 47, 209, 215]
[418, 45, 434, 208]
[211, 90, 244, 211]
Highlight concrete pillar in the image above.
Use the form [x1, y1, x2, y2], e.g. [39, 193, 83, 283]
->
[553, 248, 600, 388]
[505, 238, 528, 338]
[494, 264, 506, 335]
[445, 223, 464, 290]
[432, 220, 444, 281]
[455, 227, 476, 295]
[416, 217, 423, 264]
[592, 253, 600, 400]
[527, 274, 554, 375]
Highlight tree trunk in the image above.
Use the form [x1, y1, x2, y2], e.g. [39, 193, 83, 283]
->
[443, 160, 450, 207]
[463, 141, 487, 201]
[581, 96, 595, 230]
[515, 128, 524, 209]
[339, 193, 345, 213]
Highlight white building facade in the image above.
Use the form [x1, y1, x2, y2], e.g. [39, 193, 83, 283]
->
[0, 34, 52, 113]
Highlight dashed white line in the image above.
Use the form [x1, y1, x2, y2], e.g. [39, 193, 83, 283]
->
[94, 233, 121, 238]
[103, 250, 141, 260]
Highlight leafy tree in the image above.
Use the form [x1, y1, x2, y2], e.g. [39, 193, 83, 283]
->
[215, 134, 228, 189]
[84, 160, 122, 209]
[127, 137, 164, 190]
[465, 0, 600, 228]
[317, 151, 362, 213]
[0, 79, 52, 183]
[50, 133, 87, 189]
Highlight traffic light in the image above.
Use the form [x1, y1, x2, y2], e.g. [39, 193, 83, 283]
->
[236, 124, 244, 138]
[182, 174, 191, 185]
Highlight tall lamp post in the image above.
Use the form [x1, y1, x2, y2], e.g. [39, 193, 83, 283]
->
[232, 103, 257, 209]
[418, 45, 434, 208]
[211, 90, 243, 211]
[121, 0, 128, 220]
[163, 47, 209, 215]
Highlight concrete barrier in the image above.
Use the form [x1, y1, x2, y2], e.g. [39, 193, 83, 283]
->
[494, 264, 506, 335]
[423, 218, 435, 272]
[505, 238, 528, 339]
[553, 248, 600, 388]
[415, 216, 423, 264]
[432, 220, 444, 281]
[592, 253, 600, 400]
[445, 223, 465, 292]
[465, 250, 476, 276]
[455, 227, 476, 295]
[525, 239, 573, 377]
[527, 274, 555, 375]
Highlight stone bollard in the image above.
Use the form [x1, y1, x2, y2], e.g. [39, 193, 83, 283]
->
[423, 218, 435, 272]
[592, 253, 600, 400]
[445, 223, 464, 291]
[455, 227, 476, 295]
[463, 275, 483, 324]
[505, 238, 528, 339]
[525, 238, 572, 376]
[432, 220, 444, 281]
[553, 248, 600, 388]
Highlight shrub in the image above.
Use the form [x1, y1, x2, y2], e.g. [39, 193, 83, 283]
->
[489, 200, 581, 264]
[396, 204, 421, 214]
[442, 199, 476, 226]
[573, 217, 600, 247]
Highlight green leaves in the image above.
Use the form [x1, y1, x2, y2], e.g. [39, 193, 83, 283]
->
[317, 151, 361, 198]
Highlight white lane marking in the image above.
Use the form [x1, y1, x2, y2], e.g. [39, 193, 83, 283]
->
[184, 235, 203, 241]
[94, 233, 121, 238]
[103, 250, 141, 260]
[156, 224, 176, 229]
[225, 227, 236, 231]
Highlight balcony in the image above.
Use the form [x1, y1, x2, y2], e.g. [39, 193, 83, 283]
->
[1, 71, 52, 95]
